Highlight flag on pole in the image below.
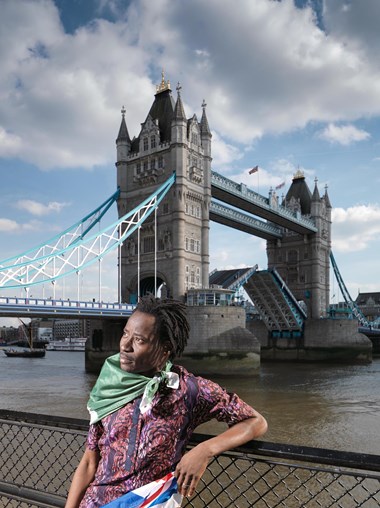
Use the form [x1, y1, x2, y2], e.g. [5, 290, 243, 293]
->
[275, 181, 285, 190]
[249, 165, 259, 175]
[101, 473, 182, 508]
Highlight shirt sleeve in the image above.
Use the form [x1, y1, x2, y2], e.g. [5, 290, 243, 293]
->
[86, 422, 103, 451]
[193, 376, 256, 428]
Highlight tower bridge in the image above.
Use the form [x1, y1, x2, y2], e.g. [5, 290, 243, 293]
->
[0, 74, 374, 371]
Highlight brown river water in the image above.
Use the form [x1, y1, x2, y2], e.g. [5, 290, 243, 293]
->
[1, 351, 379, 456]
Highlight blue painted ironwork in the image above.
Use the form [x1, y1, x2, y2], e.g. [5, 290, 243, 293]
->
[0, 173, 175, 290]
[0, 189, 120, 267]
[330, 251, 380, 330]
[225, 265, 258, 292]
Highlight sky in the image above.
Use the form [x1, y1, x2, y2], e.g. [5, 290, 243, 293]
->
[1, 0, 380, 326]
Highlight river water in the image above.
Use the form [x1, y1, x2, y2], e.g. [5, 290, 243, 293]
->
[0, 350, 379, 456]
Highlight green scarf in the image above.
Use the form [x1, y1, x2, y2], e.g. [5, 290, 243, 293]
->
[87, 353, 179, 424]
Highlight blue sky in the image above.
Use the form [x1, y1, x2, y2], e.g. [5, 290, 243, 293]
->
[1, 0, 380, 326]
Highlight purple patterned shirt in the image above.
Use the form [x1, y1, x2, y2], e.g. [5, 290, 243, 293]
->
[79, 365, 256, 507]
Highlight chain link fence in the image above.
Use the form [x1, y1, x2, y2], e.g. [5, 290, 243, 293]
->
[1, 410, 379, 507]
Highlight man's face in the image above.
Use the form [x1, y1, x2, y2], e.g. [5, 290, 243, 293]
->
[119, 311, 169, 377]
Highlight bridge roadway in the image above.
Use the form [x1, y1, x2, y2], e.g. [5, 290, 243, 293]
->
[211, 170, 318, 236]
[0, 296, 135, 319]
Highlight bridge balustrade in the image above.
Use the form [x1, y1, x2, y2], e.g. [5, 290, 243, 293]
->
[211, 170, 317, 231]
[0, 410, 378, 507]
[0, 296, 135, 318]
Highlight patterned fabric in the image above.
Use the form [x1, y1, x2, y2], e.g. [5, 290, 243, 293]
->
[79, 365, 256, 508]
[100, 472, 182, 508]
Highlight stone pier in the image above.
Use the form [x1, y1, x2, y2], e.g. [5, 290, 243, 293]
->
[247, 318, 372, 363]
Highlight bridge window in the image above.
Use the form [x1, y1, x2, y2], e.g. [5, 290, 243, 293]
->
[143, 236, 155, 253]
[158, 156, 164, 168]
[143, 137, 148, 151]
[288, 250, 298, 264]
[136, 162, 141, 175]
[185, 236, 200, 253]
[161, 203, 169, 215]
[158, 239, 164, 251]
[150, 159, 155, 170]
[150, 135, 156, 149]
[143, 161, 148, 171]
[185, 202, 201, 218]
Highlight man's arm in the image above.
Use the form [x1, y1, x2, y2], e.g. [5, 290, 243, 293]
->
[65, 448, 100, 508]
[175, 410, 267, 498]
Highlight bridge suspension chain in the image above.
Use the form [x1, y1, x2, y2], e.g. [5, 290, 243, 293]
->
[330, 251, 374, 328]
[0, 173, 175, 289]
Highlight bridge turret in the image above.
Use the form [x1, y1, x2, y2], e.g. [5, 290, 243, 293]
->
[200, 99, 212, 158]
[116, 106, 131, 161]
[115, 106, 131, 217]
[171, 83, 187, 146]
[267, 171, 331, 319]
[115, 74, 211, 302]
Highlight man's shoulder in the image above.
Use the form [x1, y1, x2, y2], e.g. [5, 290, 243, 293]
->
[172, 364, 213, 389]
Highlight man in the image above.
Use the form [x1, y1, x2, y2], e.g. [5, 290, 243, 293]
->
[65, 296, 267, 507]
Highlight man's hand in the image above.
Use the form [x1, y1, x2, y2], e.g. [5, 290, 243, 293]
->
[175, 442, 212, 497]
[175, 414, 267, 498]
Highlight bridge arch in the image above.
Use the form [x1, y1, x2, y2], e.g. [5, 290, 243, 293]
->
[128, 272, 168, 303]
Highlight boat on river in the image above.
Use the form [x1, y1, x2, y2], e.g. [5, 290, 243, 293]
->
[3, 319, 46, 358]
[4, 348, 46, 358]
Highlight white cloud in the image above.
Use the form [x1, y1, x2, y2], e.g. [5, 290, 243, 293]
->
[0, 218, 18, 232]
[211, 131, 242, 170]
[1, 0, 380, 171]
[318, 123, 370, 145]
[332, 204, 380, 252]
[0, 127, 22, 156]
[15, 199, 69, 217]
[0, 218, 52, 234]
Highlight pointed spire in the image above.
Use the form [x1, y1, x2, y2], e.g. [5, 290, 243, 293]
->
[312, 177, 320, 201]
[324, 184, 332, 208]
[116, 105, 131, 143]
[200, 99, 211, 135]
[173, 82, 186, 121]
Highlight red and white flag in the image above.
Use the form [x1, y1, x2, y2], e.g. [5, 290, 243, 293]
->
[249, 165, 259, 175]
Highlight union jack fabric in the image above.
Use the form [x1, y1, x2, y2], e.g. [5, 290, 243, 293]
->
[101, 472, 183, 508]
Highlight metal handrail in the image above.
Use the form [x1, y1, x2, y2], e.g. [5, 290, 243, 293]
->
[1, 410, 379, 507]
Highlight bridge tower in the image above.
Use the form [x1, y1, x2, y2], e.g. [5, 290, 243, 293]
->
[266, 171, 332, 319]
[115, 74, 212, 303]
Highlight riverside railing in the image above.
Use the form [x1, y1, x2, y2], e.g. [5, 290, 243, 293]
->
[0, 410, 379, 507]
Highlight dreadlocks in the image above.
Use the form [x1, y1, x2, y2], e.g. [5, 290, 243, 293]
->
[133, 295, 189, 359]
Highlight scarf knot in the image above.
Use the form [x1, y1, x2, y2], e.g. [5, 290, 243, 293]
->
[87, 354, 179, 424]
